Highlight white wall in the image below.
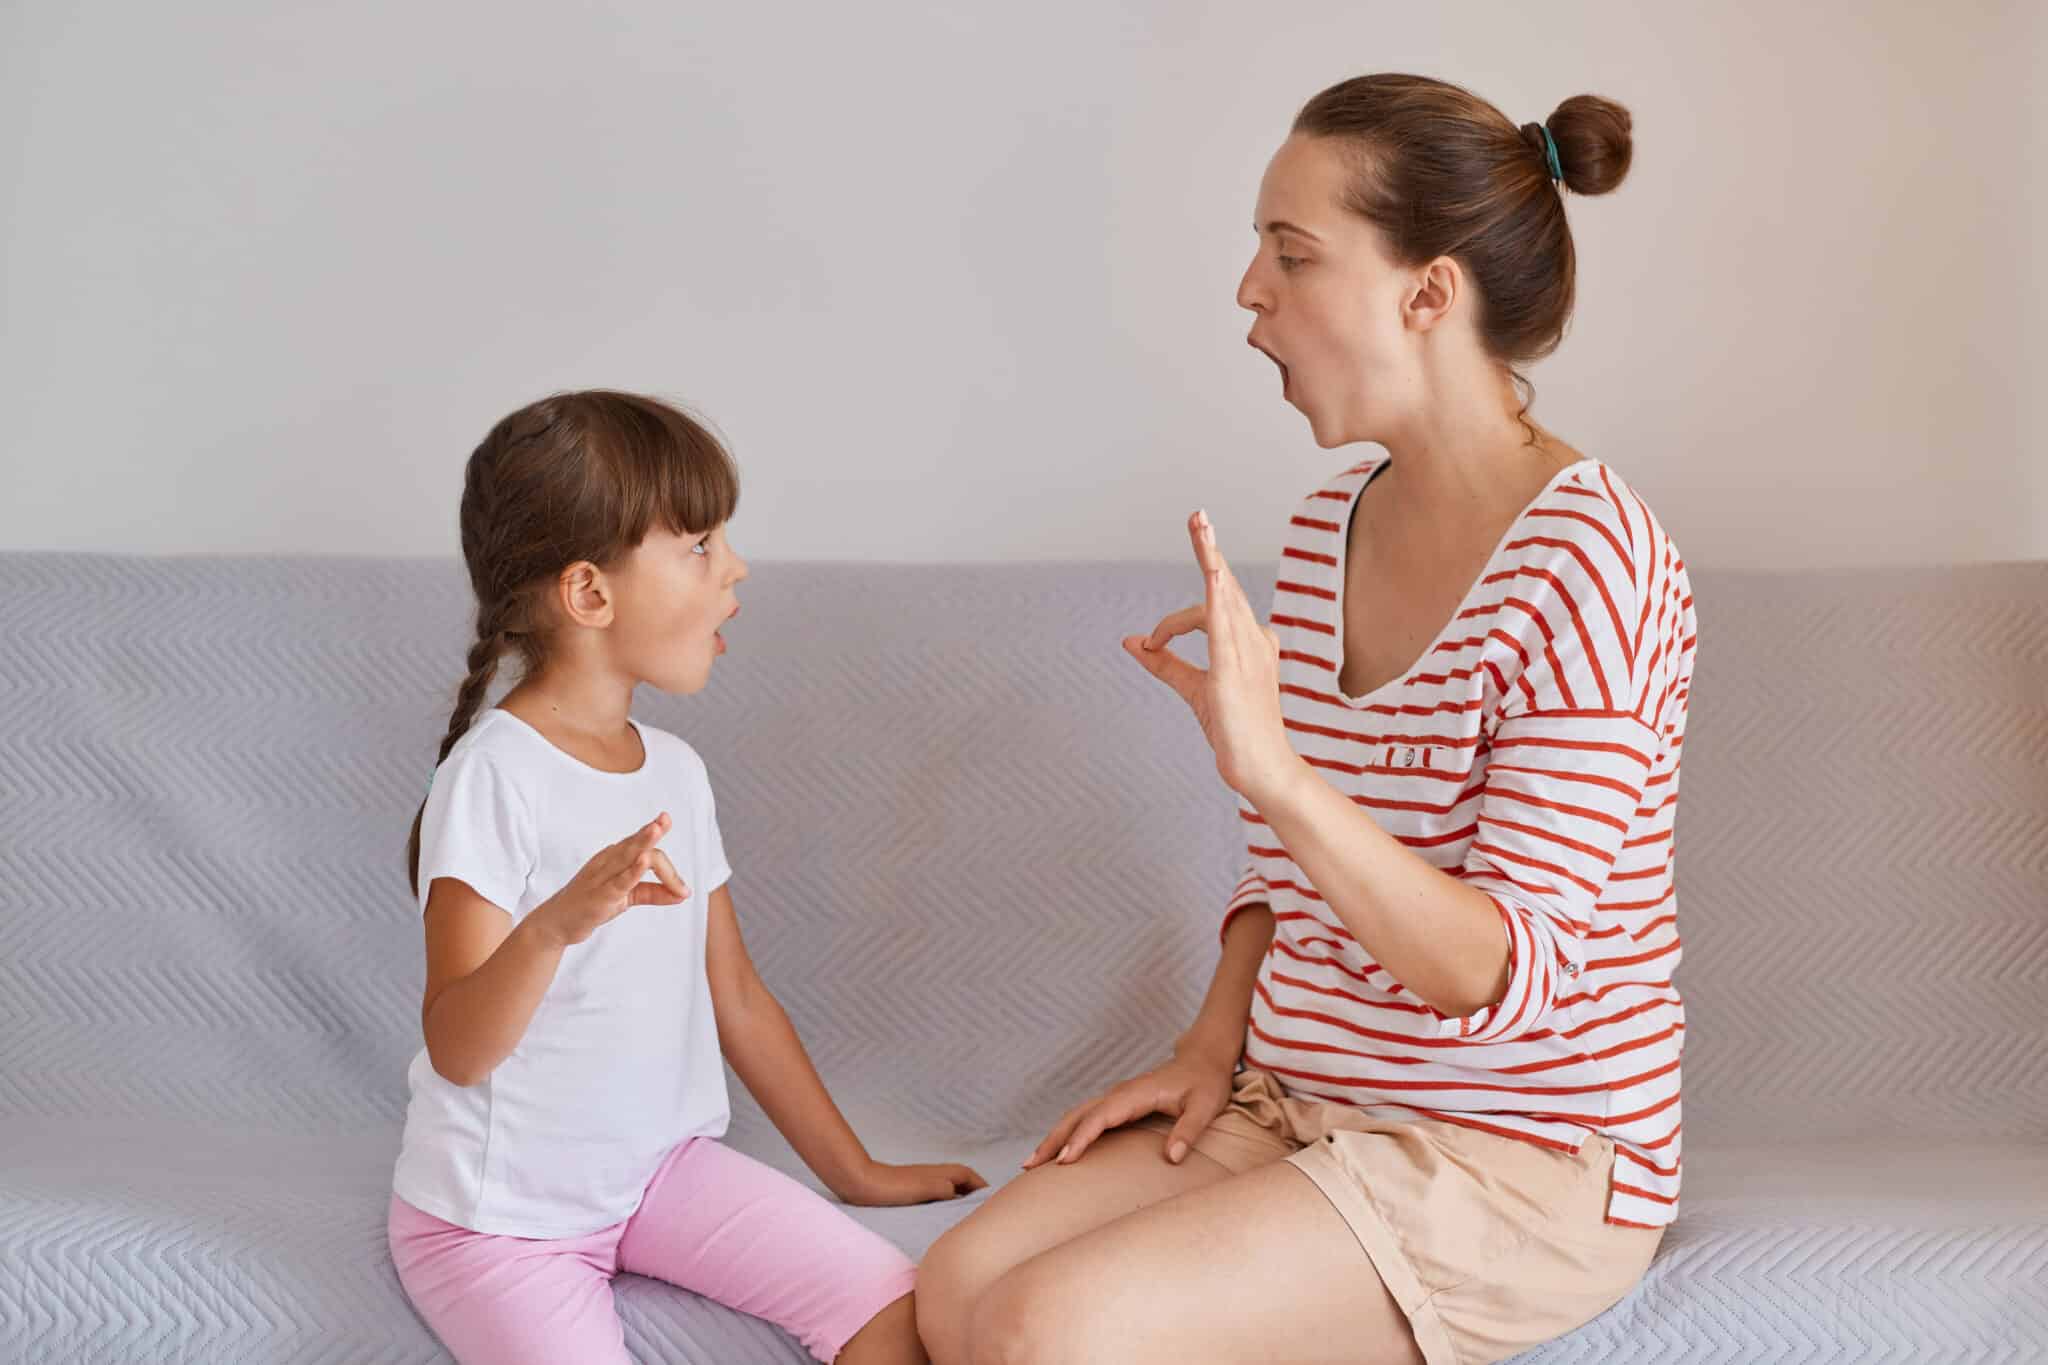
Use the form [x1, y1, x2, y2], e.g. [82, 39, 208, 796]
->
[2, 1, 2040, 567]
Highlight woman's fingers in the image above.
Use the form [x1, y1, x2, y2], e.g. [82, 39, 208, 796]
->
[1121, 635, 1204, 703]
[1056, 1088, 1153, 1164]
[950, 1164, 990, 1195]
[1023, 1104, 1089, 1169]
[1190, 509, 1260, 651]
[1188, 511, 1227, 652]
[1163, 1098, 1220, 1165]
[1143, 605, 1205, 651]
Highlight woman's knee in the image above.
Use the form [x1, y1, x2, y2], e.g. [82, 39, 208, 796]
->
[916, 1215, 1005, 1364]
[963, 1269, 1088, 1365]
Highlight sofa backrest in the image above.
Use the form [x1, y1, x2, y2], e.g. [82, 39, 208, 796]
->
[2, 555, 2041, 1148]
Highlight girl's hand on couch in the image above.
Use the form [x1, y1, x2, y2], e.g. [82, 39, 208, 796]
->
[841, 1160, 988, 1207]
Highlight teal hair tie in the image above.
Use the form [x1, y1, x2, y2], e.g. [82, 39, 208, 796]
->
[1540, 125, 1564, 184]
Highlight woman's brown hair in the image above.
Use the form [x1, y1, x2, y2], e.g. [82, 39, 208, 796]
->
[1292, 74, 1633, 427]
[404, 389, 740, 896]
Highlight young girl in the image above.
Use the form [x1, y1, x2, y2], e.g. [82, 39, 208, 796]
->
[388, 389, 985, 1365]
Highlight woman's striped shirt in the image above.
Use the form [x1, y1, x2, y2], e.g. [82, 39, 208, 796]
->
[1223, 457, 1696, 1228]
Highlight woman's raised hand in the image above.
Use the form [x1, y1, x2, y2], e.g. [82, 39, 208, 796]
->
[1122, 510, 1301, 806]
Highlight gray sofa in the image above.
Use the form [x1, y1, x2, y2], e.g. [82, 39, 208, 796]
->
[2, 553, 2043, 1363]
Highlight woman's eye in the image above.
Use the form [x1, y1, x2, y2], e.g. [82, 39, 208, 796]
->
[1277, 255, 1304, 272]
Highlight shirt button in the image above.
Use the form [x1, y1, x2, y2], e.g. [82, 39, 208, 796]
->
[1565, 962, 1581, 977]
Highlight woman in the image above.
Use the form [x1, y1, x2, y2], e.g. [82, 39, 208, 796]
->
[917, 74, 1695, 1365]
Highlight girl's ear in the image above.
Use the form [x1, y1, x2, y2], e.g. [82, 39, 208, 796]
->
[556, 561, 614, 628]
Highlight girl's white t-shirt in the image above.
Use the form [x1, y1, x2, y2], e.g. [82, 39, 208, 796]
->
[392, 707, 733, 1238]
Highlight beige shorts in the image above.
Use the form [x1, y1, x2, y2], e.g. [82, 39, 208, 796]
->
[1135, 1068, 1661, 1365]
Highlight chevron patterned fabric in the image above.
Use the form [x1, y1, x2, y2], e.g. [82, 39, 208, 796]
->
[2, 554, 2044, 1362]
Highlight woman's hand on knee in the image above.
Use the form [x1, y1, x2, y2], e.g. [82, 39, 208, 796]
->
[1022, 1053, 1234, 1171]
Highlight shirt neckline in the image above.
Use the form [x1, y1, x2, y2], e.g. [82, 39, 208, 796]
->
[1328, 457, 1600, 710]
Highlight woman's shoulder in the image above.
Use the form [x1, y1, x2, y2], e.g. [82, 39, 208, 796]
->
[1292, 456, 1388, 518]
[1511, 458, 1688, 596]
[1498, 459, 1695, 687]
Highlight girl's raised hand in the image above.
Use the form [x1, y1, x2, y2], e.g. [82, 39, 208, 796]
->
[529, 814, 689, 949]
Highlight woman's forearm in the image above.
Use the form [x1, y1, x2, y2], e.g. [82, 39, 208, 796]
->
[1176, 903, 1275, 1066]
[1253, 759, 1510, 1019]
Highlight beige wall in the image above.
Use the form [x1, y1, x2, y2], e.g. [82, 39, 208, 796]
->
[2, 1, 2039, 567]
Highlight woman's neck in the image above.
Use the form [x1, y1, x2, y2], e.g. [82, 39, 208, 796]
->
[1366, 348, 1577, 497]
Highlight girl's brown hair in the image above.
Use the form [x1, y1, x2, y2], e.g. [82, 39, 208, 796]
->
[1292, 74, 1633, 427]
[404, 389, 740, 896]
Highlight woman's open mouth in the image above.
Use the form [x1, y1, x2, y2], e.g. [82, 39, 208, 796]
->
[1251, 338, 1290, 398]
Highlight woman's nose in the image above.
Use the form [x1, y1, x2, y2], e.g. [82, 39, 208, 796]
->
[1236, 258, 1268, 314]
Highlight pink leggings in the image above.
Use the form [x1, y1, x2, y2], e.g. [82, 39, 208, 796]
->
[387, 1137, 917, 1364]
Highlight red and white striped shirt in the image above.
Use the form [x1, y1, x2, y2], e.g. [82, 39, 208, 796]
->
[1224, 457, 1696, 1228]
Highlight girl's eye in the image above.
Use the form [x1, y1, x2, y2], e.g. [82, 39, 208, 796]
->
[1277, 255, 1304, 272]
[691, 541, 710, 557]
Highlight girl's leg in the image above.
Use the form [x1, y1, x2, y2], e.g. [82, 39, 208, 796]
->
[386, 1196, 631, 1365]
[616, 1138, 919, 1364]
[915, 1125, 1245, 1365]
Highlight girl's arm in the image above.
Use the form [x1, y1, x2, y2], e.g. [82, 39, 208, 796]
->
[421, 884, 565, 1086]
[705, 885, 987, 1206]
[423, 814, 686, 1086]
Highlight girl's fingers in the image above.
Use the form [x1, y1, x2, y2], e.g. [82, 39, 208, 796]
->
[600, 813, 671, 880]
[627, 855, 690, 907]
[612, 849, 654, 894]
[952, 1164, 990, 1194]
[648, 848, 688, 898]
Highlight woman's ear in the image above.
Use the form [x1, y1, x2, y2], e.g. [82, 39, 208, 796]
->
[556, 561, 614, 628]
[1402, 255, 1461, 333]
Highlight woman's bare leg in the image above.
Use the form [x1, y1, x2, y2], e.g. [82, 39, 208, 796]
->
[916, 1127, 1233, 1365]
[968, 1159, 1423, 1365]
